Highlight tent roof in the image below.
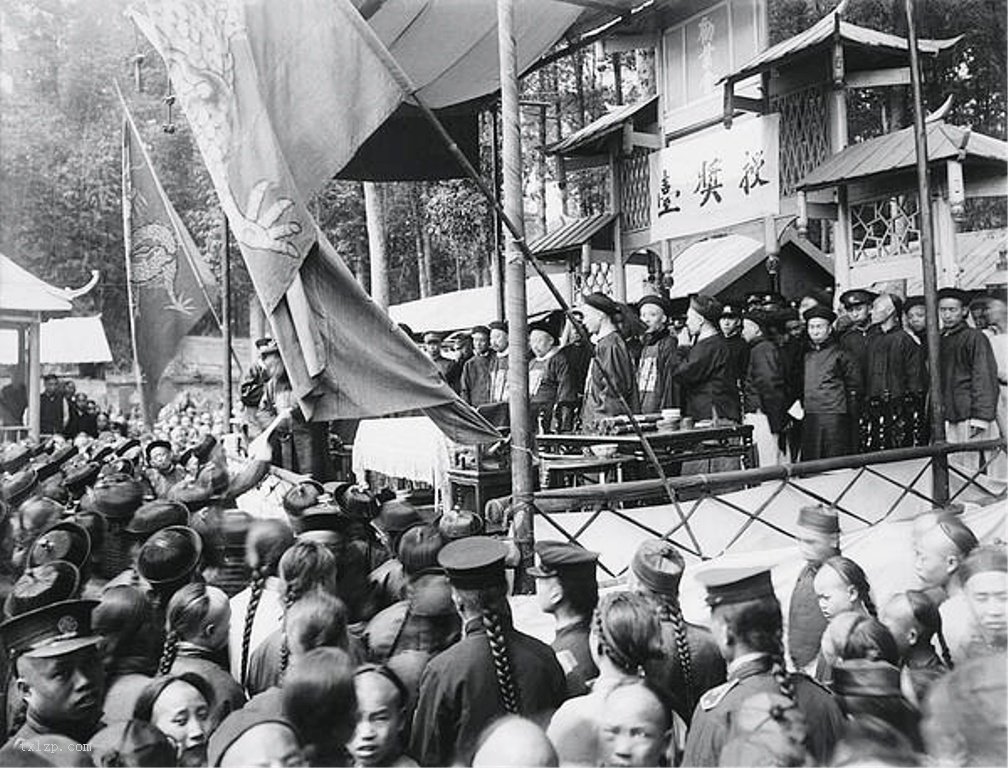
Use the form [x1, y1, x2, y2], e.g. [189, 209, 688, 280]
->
[0, 253, 73, 316]
[0, 315, 112, 365]
[668, 234, 765, 298]
[721, 13, 960, 86]
[529, 212, 617, 258]
[798, 121, 1008, 191]
[389, 274, 572, 333]
[547, 96, 658, 157]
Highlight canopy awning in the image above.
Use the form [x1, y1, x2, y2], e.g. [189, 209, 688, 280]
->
[797, 121, 1008, 192]
[389, 273, 572, 334]
[547, 96, 659, 157]
[0, 316, 112, 365]
[529, 212, 617, 259]
[720, 13, 960, 86]
[0, 253, 73, 316]
[668, 234, 765, 299]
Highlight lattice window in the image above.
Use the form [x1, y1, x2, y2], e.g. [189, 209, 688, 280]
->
[771, 85, 830, 196]
[619, 149, 652, 232]
[579, 260, 613, 296]
[851, 194, 921, 262]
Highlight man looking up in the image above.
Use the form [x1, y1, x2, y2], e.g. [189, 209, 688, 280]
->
[529, 541, 600, 697]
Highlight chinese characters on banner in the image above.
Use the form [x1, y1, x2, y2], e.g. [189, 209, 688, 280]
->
[649, 115, 780, 240]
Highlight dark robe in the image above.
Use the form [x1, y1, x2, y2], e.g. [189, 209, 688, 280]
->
[636, 328, 679, 414]
[529, 348, 574, 432]
[409, 616, 566, 766]
[580, 331, 639, 432]
[673, 333, 740, 422]
[551, 618, 597, 699]
[39, 392, 68, 436]
[743, 336, 787, 434]
[645, 620, 726, 725]
[939, 321, 999, 424]
[460, 352, 495, 406]
[788, 562, 829, 668]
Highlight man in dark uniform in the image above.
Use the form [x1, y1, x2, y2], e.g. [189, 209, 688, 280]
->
[0, 599, 105, 759]
[635, 295, 680, 414]
[839, 289, 878, 446]
[719, 302, 749, 407]
[787, 504, 840, 674]
[460, 326, 495, 407]
[423, 332, 454, 382]
[864, 293, 926, 450]
[528, 540, 599, 698]
[410, 537, 566, 766]
[683, 566, 844, 766]
[579, 293, 639, 432]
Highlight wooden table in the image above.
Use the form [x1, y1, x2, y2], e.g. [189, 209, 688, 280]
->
[538, 453, 638, 489]
[536, 424, 757, 477]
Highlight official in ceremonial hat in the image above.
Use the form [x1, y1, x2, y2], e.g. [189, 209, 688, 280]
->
[411, 536, 566, 766]
[803, 304, 837, 325]
[583, 292, 622, 319]
[437, 508, 483, 541]
[690, 293, 724, 325]
[0, 598, 105, 753]
[4, 561, 81, 619]
[637, 293, 671, 316]
[125, 499, 189, 539]
[282, 479, 325, 534]
[29, 521, 92, 575]
[630, 540, 726, 723]
[529, 541, 600, 698]
[2, 443, 31, 474]
[62, 461, 100, 500]
[832, 659, 923, 750]
[682, 565, 844, 767]
[136, 525, 202, 604]
[2, 468, 37, 508]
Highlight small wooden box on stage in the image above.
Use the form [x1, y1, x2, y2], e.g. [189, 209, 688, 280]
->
[447, 443, 512, 526]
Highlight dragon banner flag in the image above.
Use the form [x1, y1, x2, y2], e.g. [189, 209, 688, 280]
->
[132, 0, 500, 443]
[122, 101, 218, 423]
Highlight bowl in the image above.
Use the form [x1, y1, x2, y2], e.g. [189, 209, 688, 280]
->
[590, 443, 619, 459]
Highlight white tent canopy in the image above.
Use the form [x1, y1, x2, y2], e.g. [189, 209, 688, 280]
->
[0, 316, 112, 366]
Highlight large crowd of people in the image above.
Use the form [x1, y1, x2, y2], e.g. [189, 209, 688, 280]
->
[413, 286, 1005, 468]
[0, 425, 1004, 766]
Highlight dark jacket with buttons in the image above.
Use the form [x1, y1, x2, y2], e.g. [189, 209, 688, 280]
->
[939, 321, 999, 423]
[802, 335, 861, 415]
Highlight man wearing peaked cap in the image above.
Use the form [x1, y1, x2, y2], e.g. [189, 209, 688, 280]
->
[410, 537, 566, 766]
[423, 331, 454, 382]
[0, 599, 106, 756]
[719, 301, 750, 406]
[682, 565, 844, 766]
[788, 505, 841, 674]
[460, 325, 496, 407]
[529, 540, 600, 697]
[838, 289, 879, 436]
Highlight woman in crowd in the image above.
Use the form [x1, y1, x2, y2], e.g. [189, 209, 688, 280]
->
[133, 673, 215, 768]
[547, 591, 665, 765]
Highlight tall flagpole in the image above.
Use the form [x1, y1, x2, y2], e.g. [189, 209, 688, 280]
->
[498, 0, 535, 592]
[905, 0, 948, 502]
[221, 215, 234, 431]
[120, 109, 151, 428]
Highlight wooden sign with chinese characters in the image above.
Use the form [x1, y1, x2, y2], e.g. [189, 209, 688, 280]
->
[649, 115, 780, 240]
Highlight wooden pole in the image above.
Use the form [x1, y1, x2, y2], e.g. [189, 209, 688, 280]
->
[221, 216, 233, 430]
[498, 0, 535, 593]
[905, 0, 948, 502]
[363, 181, 390, 309]
[27, 317, 41, 440]
[491, 107, 505, 321]
[537, 104, 548, 237]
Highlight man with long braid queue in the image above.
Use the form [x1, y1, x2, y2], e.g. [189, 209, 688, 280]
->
[683, 566, 844, 766]
[409, 537, 565, 766]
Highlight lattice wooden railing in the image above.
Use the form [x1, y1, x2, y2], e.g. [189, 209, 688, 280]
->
[851, 194, 922, 262]
[772, 84, 831, 197]
[619, 148, 652, 232]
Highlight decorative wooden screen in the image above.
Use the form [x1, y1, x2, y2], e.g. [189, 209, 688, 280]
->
[772, 84, 830, 196]
[851, 194, 922, 262]
[620, 149, 652, 233]
[577, 260, 614, 296]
